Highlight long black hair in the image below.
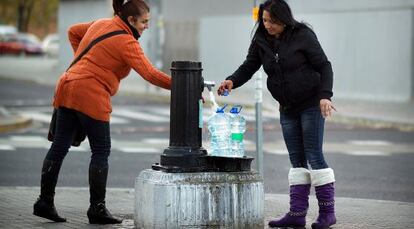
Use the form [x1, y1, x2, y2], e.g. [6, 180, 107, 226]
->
[253, 0, 309, 40]
[113, 0, 150, 21]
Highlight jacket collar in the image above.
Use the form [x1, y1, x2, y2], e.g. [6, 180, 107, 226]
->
[113, 15, 140, 40]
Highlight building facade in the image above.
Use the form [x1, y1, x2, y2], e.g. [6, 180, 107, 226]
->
[59, 0, 414, 102]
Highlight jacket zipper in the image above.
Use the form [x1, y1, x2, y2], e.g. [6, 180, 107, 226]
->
[275, 53, 279, 63]
[275, 52, 288, 108]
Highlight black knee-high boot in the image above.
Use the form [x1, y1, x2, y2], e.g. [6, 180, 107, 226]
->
[33, 159, 66, 222]
[87, 164, 122, 224]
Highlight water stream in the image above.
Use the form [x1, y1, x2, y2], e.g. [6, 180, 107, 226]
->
[208, 91, 219, 112]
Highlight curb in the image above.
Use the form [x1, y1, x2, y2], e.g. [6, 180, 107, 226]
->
[0, 105, 33, 133]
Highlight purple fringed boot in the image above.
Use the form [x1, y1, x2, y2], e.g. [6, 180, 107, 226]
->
[312, 182, 336, 229]
[269, 168, 311, 228]
[310, 167, 336, 229]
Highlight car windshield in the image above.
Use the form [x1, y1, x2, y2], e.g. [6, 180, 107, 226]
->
[1, 34, 19, 42]
[17, 34, 41, 45]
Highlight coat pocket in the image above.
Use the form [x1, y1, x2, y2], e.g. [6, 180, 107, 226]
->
[266, 77, 283, 103]
[286, 68, 320, 104]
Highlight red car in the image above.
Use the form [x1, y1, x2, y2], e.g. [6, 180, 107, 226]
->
[0, 34, 24, 55]
[0, 33, 43, 55]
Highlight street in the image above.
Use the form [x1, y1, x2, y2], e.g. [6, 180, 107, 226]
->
[1, 78, 413, 203]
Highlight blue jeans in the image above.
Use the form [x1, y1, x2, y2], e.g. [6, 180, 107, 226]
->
[46, 107, 111, 167]
[280, 106, 328, 170]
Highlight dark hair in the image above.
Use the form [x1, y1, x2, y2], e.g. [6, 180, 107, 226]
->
[253, 0, 308, 40]
[113, 0, 150, 20]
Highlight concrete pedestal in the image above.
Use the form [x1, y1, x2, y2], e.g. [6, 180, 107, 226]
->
[134, 169, 264, 229]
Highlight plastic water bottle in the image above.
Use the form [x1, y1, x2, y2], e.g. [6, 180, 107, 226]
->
[229, 105, 246, 157]
[207, 104, 231, 156]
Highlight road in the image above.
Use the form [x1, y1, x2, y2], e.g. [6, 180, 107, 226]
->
[0, 78, 414, 203]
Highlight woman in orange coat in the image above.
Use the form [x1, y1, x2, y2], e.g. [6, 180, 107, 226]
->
[33, 0, 170, 224]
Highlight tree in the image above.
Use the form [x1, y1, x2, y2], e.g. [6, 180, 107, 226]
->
[17, 0, 35, 32]
[0, 0, 58, 37]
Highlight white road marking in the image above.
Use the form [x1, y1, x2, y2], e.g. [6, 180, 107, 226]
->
[20, 110, 129, 125]
[110, 116, 129, 124]
[0, 136, 401, 158]
[18, 111, 51, 123]
[113, 109, 169, 122]
[70, 147, 88, 152]
[349, 140, 392, 146]
[345, 151, 390, 156]
[145, 107, 170, 116]
[118, 147, 161, 154]
[10, 136, 46, 142]
[141, 138, 169, 144]
[0, 145, 15, 150]
[265, 149, 289, 155]
[0, 107, 405, 157]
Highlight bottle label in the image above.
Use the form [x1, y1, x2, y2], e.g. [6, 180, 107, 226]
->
[231, 133, 243, 141]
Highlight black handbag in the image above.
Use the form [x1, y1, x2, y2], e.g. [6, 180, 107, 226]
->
[47, 109, 86, 146]
[47, 30, 127, 146]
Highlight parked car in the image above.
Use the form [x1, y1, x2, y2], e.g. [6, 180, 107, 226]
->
[16, 33, 43, 55]
[0, 33, 44, 56]
[42, 33, 59, 57]
[0, 34, 25, 55]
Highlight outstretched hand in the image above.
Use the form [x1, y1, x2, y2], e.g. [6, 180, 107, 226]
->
[217, 80, 233, 96]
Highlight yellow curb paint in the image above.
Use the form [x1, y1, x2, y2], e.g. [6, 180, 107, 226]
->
[0, 118, 32, 133]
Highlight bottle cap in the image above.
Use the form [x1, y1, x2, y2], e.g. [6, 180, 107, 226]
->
[222, 89, 229, 96]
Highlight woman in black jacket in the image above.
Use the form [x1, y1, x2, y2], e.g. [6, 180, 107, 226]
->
[218, 0, 336, 228]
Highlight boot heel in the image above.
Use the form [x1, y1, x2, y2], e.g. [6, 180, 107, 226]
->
[33, 198, 66, 222]
[87, 203, 122, 224]
[88, 216, 122, 224]
[88, 218, 99, 224]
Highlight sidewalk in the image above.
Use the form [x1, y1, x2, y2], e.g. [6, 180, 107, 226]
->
[1, 186, 413, 228]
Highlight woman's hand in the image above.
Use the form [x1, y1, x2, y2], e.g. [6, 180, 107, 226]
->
[217, 80, 233, 96]
[320, 99, 337, 118]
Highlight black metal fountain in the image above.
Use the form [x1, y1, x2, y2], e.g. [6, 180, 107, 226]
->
[134, 61, 264, 228]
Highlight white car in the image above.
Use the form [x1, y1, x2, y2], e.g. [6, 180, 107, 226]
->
[42, 33, 59, 57]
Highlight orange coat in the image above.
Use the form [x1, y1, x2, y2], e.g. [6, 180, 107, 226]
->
[53, 16, 171, 121]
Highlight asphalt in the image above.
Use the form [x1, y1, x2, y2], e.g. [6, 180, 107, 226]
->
[1, 57, 414, 228]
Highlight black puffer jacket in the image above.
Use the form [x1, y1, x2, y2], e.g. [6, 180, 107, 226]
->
[226, 25, 333, 114]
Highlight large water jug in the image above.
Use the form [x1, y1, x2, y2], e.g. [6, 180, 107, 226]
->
[207, 105, 231, 156]
[229, 105, 246, 157]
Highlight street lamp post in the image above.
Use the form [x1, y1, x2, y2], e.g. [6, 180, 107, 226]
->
[253, 0, 264, 177]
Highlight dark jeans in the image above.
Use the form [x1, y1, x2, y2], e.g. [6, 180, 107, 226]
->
[46, 107, 111, 167]
[280, 106, 328, 170]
